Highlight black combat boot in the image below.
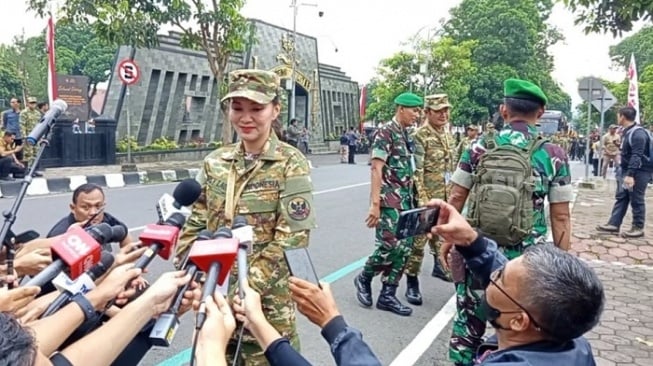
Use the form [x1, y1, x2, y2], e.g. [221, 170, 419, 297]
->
[404, 275, 423, 305]
[354, 272, 373, 307]
[376, 283, 412, 316]
[432, 257, 452, 282]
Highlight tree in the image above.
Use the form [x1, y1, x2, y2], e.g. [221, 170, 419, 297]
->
[28, 0, 252, 144]
[444, 0, 571, 121]
[562, 0, 653, 36]
[609, 26, 653, 74]
[0, 46, 24, 107]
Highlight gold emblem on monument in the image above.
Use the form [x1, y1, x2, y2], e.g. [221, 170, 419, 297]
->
[276, 33, 300, 67]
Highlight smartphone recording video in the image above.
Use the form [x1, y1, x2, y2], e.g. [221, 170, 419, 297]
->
[396, 207, 440, 240]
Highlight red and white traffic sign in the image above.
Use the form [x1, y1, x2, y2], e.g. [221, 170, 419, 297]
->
[118, 59, 140, 86]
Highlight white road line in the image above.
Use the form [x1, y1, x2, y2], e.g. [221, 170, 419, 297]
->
[126, 182, 370, 233]
[390, 295, 457, 366]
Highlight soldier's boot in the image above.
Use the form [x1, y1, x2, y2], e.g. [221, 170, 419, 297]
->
[376, 283, 412, 316]
[354, 272, 373, 307]
[622, 226, 644, 238]
[432, 257, 452, 282]
[404, 275, 422, 305]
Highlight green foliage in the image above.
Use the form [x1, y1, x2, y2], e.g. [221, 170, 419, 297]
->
[28, 0, 252, 145]
[562, 0, 653, 36]
[146, 136, 178, 150]
[116, 136, 139, 153]
[609, 26, 653, 76]
[0, 46, 24, 104]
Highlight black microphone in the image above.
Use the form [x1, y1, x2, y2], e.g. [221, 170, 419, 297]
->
[133, 213, 186, 270]
[40, 252, 115, 318]
[232, 216, 253, 299]
[156, 179, 202, 223]
[149, 229, 213, 347]
[24, 224, 114, 288]
[26, 99, 67, 145]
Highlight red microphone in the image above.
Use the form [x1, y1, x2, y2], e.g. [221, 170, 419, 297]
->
[25, 226, 103, 287]
[190, 227, 239, 329]
[134, 212, 186, 270]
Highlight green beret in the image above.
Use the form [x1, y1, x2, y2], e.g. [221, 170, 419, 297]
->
[504, 78, 547, 106]
[394, 92, 423, 107]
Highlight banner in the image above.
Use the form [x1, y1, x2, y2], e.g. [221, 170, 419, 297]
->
[359, 84, 367, 131]
[627, 53, 640, 124]
[46, 15, 57, 103]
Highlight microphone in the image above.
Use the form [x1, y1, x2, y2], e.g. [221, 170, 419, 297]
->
[232, 216, 253, 299]
[85, 223, 125, 250]
[156, 179, 202, 223]
[41, 252, 115, 318]
[149, 229, 213, 347]
[190, 227, 239, 330]
[24, 225, 105, 288]
[26, 99, 67, 145]
[133, 212, 186, 270]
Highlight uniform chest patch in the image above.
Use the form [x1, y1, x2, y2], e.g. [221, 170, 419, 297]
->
[287, 197, 311, 221]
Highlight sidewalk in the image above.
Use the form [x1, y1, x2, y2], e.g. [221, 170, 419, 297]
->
[0, 153, 344, 197]
[567, 180, 652, 365]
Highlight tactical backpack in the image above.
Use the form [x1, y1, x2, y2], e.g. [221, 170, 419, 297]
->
[466, 138, 546, 247]
[627, 126, 653, 165]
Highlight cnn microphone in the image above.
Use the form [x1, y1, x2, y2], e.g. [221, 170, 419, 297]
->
[232, 216, 253, 299]
[41, 251, 115, 318]
[133, 212, 186, 270]
[149, 229, 213, 347]
[190, 227, 239, 330]
[156, 179, 202, 223]
[26, 99, 67, 145]
[24, 225, 108, 288]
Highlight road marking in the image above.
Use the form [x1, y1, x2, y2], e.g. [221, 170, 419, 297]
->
[389, 295, 457, 366]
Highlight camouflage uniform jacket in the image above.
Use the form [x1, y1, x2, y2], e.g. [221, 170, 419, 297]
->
[176, 132, 316, 331]
[413, 123, 456, 204]
[20, 108, 41, 138]
[455, 136, 475, 165]
[451, 121, 573, 246]
[371, 119, 415, 210]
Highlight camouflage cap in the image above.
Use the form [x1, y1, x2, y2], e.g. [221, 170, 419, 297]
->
[27, 97, 37, 103]
[486, 122, 495, 129]
[467, 124, 479, 130]
[424, 94, 451, 111]
[221, 69, 280, 104]
[609, 124, 618, 129]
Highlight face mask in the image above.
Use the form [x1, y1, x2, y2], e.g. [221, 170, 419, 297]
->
[480, 294, 513, 331]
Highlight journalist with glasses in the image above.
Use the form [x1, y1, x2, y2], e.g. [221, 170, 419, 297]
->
[431, 198, 604, 365]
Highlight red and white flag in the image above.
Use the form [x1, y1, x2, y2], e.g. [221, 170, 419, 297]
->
[46, 15, 57, 103]
[627, 53, 640, 124]
[359, 84, 367, 131]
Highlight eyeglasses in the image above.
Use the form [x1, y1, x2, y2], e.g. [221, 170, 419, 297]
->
[489, 266, 548, 334]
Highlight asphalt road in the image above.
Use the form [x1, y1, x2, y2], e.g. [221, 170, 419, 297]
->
[0, 159, 589, 366]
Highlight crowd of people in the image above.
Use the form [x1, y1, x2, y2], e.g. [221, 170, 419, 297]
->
[2, 69, 644, 366]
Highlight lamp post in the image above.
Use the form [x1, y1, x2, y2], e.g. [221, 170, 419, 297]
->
[289, 0, 320, 121]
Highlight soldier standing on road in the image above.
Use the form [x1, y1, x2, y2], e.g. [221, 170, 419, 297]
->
[455, 125, 479, 163]
[175, 69, 316, 366]
[354, 92, 422, 317]
[403, 94, 455, 306]
[20, 97, 43, 176]
[286, 118, 301, 148]
[601, 124, 621, 178]
[445, 79, 573, 366]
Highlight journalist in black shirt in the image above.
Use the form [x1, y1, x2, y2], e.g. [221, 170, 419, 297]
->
[597, 106, 653, 238]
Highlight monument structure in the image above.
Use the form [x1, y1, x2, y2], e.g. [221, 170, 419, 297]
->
[101, 19, 360, 150]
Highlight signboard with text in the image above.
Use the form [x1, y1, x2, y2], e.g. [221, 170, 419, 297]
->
[57, 74, 90, 121]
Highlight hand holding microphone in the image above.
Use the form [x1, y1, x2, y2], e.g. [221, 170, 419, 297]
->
[134, 212, 186, 270]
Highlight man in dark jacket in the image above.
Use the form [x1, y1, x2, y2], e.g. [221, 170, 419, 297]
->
[597, 107, 653, 238]
[434, 198, 603, 365]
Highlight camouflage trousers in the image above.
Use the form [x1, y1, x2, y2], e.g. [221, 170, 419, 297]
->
[449, 244, 526, 366]
[404, 234, 440, 276]
[362, 207, 413, 285]
[226, 328, 299, 366]
[340, 145, 348, 163]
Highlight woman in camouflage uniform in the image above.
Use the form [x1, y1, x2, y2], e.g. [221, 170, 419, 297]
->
[176, 69, 316, 365]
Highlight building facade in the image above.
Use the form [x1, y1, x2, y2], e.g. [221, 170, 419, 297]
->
[102, 19, 360, 149]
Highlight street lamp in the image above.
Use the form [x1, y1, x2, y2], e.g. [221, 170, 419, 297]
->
[289, 0, 321, 121]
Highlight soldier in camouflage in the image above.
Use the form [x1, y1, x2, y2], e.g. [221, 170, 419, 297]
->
[403, 94, 455, 306]
[445, 79, 573, 366]
[483, 122, 496, 149]
[20, 97, 43, 176]
[175, 69, 316, 366]
[354, 92, 422, 317]
[454, 125, 479, 163]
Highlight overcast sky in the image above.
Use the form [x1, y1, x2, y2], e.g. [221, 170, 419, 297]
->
[1, 0, 643, 107]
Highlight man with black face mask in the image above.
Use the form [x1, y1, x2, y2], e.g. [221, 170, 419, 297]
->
[431, 198, 604, 365]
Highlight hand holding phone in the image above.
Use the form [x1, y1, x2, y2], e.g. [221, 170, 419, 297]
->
[396, 206, 440, 240]
[283, 248, 321, 288]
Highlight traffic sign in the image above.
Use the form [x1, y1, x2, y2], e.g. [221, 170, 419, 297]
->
[590, 87, 617, 113]
[577, 77, 603, 102]
[118, 59, 140, 86]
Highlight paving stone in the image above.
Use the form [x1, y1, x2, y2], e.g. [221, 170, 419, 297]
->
[608, 248, 628, 257]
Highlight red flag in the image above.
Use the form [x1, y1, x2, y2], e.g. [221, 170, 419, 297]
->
[359, 84, 367, 132]
[627, 53, 640, 124]
[46, 15, 57, 103]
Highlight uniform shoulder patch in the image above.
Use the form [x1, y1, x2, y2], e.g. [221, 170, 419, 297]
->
[287, 197, 311, 221]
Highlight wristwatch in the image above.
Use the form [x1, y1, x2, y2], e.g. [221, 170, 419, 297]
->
[71, 293, 96, 321]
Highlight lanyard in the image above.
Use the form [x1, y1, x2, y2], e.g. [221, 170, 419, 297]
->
[224, 158, 266, 225]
